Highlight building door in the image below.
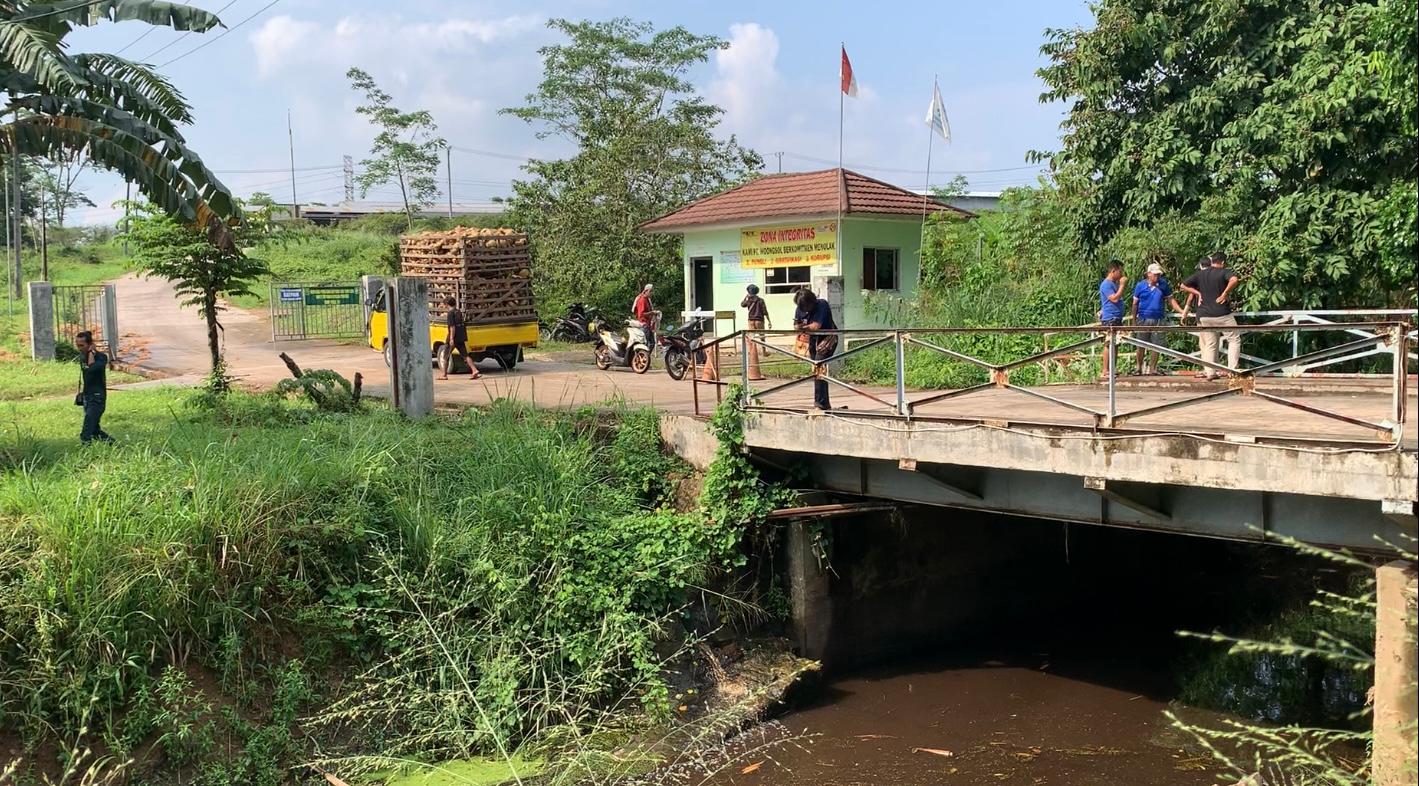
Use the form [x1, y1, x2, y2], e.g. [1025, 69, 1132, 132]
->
[692, 257, 714, 312]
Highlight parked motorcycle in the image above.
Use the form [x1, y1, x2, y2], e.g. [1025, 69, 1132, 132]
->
[591, 313, 656, 374]
[542, 302, 599, 344]
[658, 317, 708, 381]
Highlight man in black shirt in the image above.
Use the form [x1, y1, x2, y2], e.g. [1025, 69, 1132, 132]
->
[438, 296, 481, 381]
[1181, 252, 1242, 379]
[75, 330, 113, 444]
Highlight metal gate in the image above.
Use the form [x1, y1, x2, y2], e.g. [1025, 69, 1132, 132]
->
[53, 284, 110, 352]
[269, 282, 364, 341]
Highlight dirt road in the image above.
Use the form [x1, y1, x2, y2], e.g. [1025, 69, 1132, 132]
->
[111, 273, 749, 415]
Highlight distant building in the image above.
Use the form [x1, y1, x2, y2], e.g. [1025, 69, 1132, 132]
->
[643, 168, 973, 330]
[945, 191, 1002, 213]
[272, 201, 505, 225]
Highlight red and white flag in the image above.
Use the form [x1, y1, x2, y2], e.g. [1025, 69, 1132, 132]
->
[840, 45, 858, 98]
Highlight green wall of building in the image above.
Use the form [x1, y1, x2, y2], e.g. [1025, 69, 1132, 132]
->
[674, 215, 923, 331]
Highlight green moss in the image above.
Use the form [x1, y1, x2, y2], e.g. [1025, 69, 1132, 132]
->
[375, 756, 543, 786]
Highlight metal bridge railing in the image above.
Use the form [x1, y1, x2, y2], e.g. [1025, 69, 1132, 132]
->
[689, 316, 1416, 444]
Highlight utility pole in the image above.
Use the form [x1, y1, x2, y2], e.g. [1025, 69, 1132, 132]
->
[11, 134, 22, 302]
[445, 146, 453, 219]
[3, 139, 9, 317]
[774, 151, 783, 173]
[122, 180, 130, 255]
[342, 155, 354, 202]
[287, 109, 299, 220]
[38, 177, 46, 281]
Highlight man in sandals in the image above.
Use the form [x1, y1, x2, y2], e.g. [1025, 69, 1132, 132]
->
[439, 296, 481, 381]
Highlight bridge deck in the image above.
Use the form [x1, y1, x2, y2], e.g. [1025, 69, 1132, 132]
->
[745, 376, 1416, 448]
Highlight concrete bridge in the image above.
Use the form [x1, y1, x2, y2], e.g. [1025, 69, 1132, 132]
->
[678, 318, 1418, 553]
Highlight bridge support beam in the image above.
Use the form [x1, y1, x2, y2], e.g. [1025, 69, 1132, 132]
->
[786, 520, 832, 665]
[1374, 560, 1417, 786]
[1084, 476, 1171, 523]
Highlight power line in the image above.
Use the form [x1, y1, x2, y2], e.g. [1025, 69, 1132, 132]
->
[13, 0, 113, 23]
[781, 151, 1045, 176]
[113, 25, 158, 56]
[159, 0, 281, 68]
[448, 146, 532, 163]
[212, 164, 341, 174]
[140, 0, 240, 62]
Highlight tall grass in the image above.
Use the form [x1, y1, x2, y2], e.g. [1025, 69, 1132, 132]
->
[0, 390, 727, 782]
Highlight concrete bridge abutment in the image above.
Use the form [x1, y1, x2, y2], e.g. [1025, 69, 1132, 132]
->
[1375, 560, 1417, 786]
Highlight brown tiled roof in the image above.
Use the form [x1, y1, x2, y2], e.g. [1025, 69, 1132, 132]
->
[641, 168, 973, 231]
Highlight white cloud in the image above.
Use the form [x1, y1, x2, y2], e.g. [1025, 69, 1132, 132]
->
[710, 22, 780, 131]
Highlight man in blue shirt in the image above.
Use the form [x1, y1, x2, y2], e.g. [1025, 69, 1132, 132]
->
[1098, 261, 1127, 380]
[75, 330, 113, 444]
[1130, 263, 1185, 375]
[793, 288, 837, 410]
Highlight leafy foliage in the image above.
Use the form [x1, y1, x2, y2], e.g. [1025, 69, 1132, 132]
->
[273, 368, 362, 412]
[1037, 0, 1418, 309]
[503, 18, 762, 318]
[0, 1, 238, 228]
[124, 201, 275, 378]
[347, 67, 446, 228]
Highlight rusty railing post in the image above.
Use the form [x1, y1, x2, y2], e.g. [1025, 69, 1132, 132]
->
[895, 330, 908, 417]
[740, 330, 750, 408]
[690, 342, 700, 416]
[1106, 327, 1117, 427]
[1393, 323, 1408, 441]
[714, 339, 722, 405]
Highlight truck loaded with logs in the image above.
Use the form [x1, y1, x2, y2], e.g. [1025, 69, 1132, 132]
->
[366, 227, 538, 373]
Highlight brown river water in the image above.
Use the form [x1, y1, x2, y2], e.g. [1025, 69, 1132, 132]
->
[698, 654, 1223, 786]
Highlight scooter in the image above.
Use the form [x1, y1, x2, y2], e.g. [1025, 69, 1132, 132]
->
[659, 317, 708, 381]
[591, 312, 656, 374]
[543, 302, 599, 343]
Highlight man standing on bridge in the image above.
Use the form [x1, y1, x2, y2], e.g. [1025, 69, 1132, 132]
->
[1098, 261, 1127, 379]
[1130, 263, 1185, 375]
[1181, 252, 1242, 379]
[794, 288, 837, 411]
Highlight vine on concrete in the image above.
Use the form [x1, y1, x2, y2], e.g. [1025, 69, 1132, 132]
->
[699, 387, 797, 566]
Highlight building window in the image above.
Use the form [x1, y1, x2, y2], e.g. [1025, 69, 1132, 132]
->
[764, 265, 811, 294]
[862, 248, 899, 291]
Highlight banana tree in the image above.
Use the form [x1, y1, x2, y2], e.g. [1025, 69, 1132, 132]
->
[0, 0, 240, 230]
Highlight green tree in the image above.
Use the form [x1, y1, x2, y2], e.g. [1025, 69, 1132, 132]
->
[0, 1, 239, 226]
[38, 152, 93, 228]
[1038, 0, 1418, 309]
[346, 67, 445, 228]
[125, 201, 275, 384]
[503, 18, 762, 317]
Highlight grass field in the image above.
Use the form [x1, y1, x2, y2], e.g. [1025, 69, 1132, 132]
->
[0, 386, 731, 785]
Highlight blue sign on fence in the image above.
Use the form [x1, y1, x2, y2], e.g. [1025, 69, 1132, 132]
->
[278, 287, 303, 302]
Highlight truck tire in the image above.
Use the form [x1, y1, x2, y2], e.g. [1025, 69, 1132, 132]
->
[382, 340, 392, 368]
[495, 347, 519, 370]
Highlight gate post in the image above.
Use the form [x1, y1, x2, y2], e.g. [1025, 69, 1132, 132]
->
[100, 284, 118, 358]
[27, 281, 55, 360]
[1374, 560, 1417, 786]
[390, 276, 433, 419]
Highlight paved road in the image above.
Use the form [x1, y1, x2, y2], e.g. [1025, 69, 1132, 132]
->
[112, 274, 1416, 446]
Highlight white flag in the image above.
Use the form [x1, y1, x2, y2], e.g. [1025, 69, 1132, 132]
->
[925, 83, 950, 143]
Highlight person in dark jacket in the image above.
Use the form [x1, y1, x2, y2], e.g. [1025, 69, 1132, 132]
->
[741, 284, 771, 381]
[793, 288, 837, 410]
[75, 331, 113, 444]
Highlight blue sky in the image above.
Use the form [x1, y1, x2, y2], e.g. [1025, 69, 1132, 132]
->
[63, 0, 1094, 225]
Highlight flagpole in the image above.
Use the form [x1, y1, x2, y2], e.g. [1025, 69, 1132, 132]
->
[919, 76, 937, 267]
[837, 43, 845, 275]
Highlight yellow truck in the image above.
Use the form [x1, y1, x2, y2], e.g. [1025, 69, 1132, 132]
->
[366, 227, 538, 371]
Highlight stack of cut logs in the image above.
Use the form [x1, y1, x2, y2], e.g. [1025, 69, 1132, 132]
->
[398, 227, 534, 325]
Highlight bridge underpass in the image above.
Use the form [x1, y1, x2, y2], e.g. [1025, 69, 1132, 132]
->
[665, 314, 1418, 779]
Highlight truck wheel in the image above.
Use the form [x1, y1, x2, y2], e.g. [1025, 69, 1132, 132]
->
[382, 340, 392, 368]
[495, 348, 518, 370]
[631, 347, 651, 374]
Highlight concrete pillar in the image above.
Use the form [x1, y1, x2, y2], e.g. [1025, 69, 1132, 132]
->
[100, 284, 118, 358]
[360, 274, 384, 333]
[1375, 560, 1417, 786]
[389, 276, 433, 419]
[786, 520, 833, 666]
[27, 281, 54, 360]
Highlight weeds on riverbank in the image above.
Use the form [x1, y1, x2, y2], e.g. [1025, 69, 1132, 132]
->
[0, 388, 752, 783]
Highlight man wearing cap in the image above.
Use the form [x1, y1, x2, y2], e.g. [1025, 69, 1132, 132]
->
[741, 283, 771, 381]
[1130, 263, 1185, 375]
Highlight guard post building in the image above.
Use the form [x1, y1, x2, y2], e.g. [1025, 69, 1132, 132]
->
[642, 168, 971, 331]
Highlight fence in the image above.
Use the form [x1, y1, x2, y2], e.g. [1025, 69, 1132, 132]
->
[269, 282, 365, 341]
[690, 317, 1416, 444]
[52, 284, 111, 352]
